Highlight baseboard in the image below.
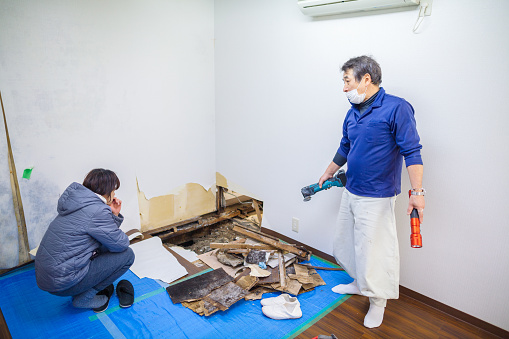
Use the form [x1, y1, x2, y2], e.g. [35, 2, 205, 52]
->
[261, 227, 509, 338]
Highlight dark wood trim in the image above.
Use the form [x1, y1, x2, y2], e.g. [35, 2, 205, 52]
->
[0, 260, 34, 278]
[261, 227, 509, 339]
[0, 307, 12, 339]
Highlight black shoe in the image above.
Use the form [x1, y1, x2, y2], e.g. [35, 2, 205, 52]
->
[92, 284, 114, 313]
[116, 280, 134, 308]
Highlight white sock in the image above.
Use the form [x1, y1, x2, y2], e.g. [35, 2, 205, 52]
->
[364, 304, 385, 328]
[331, 280, 361, 295]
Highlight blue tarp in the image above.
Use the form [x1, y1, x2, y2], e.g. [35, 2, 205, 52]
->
[0, 256, 352, 339]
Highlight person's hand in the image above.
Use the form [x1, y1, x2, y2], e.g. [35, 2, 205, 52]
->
[109, 197, 122, 216]
[318, 172, 334, 188]
[407, 195, 425, 223]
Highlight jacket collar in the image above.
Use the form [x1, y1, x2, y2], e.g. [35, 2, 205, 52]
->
[351, 87, 385, 117]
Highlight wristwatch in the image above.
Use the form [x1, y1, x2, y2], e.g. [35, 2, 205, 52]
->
[410, 188, 426, 196]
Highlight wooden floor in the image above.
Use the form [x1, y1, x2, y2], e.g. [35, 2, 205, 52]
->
[296, 293, 503, 339]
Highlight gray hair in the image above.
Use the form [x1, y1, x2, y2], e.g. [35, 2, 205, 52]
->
[341, 56, 382, 85]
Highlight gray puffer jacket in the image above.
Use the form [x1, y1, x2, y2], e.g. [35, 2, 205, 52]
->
[35, 182, 129, 293]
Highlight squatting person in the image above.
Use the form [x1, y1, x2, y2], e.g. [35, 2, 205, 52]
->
[35, 168, 135, 313]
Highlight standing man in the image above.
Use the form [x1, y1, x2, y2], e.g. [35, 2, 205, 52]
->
[319, 56, 425, 328]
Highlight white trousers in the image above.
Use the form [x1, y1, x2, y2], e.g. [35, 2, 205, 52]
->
[333, 190, 400, 307]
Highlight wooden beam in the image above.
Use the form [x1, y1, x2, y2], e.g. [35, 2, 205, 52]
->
[252, 199, 262, 225]
[216, 186, 225, 214]
[1, 91, 30, 265]
[278, 251, 287, 288]
[232, 225, 311, 260]
[210, 243, 275, 250]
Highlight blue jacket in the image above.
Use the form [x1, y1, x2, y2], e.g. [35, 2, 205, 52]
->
[337, 88, 423, 198]
[35, 182, 129, 292]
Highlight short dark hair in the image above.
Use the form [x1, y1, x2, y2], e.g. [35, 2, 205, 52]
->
[341, 55, 382, 85]
[83, 169, 120, 200]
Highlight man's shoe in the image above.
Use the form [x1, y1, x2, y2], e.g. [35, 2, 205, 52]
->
[261, 293, 299, 307]
[92, 284, 114, 313]
[116, 280, 135, 308]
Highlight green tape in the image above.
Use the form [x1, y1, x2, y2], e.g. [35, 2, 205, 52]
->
[311, 254, 342, 268]
[22, 167, 33, 180]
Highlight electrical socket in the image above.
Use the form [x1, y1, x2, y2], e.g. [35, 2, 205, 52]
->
[292, 217, 299, 233]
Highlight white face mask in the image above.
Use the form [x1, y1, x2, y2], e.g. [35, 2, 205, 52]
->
[345, 80, 367, 104]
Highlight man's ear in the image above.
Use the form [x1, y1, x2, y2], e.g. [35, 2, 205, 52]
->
[364, 73, 372, 86]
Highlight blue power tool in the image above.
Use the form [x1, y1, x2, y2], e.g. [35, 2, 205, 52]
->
[301, 169, 347, 201]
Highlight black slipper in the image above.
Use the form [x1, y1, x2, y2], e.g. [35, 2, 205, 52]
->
[93, 284, 114, 313]
[116, 280, 134, 308]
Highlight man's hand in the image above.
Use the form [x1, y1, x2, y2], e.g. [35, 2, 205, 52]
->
[407, 195, 425, 223]
[109, 197, 122, 216]
[319, 172, 334, 188]
[319, 161, 341, 188]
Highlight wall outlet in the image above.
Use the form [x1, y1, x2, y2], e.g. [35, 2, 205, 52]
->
[292, 217, 299, 233]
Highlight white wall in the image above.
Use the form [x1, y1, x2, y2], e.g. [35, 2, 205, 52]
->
[0, 0, 215, 265]
[215, 0, 509, 331]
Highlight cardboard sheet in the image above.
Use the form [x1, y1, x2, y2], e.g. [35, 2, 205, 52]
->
[129, 236, 188, 284]
[168, 246, 199, 263]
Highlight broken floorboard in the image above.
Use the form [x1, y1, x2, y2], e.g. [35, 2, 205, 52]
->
[233, 225, 311, 260]
[166, 268, 233, 304]
[151, 202, 260, 244]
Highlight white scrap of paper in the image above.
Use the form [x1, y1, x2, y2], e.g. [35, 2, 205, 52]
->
[129, 237, 188, 284]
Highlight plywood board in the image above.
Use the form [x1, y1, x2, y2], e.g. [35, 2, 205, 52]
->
[138, 182, 216, 233]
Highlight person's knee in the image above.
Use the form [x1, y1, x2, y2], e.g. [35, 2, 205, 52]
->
[124, 247, 135, 266]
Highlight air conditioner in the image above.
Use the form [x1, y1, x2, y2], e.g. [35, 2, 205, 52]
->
[298, 0, 420, 17]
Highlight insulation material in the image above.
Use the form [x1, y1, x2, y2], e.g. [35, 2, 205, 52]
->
[137, 182, 216, 232]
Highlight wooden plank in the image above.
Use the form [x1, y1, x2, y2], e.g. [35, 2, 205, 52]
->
[0, 307, 12, 339]
[210, 243, 274, 250]
[1, 91, 30, 265]
[216, 186, 225, 214]
[278, 251, 287, 288]
[300, 264, 345, 271]
[233, 225, 311, 260]
[198, 210, 240, 227]
[252, 199, 262, 225]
